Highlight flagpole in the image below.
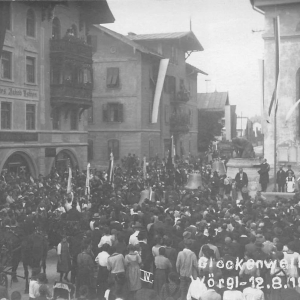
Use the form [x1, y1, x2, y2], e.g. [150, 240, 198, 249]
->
[273, 16, 280, 192]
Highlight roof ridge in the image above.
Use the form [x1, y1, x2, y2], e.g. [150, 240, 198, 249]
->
[93, 25, 161, 57]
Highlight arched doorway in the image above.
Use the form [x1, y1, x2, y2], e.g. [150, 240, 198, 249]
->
[53, 149, 78, 174]
[2, 151, 36, 177]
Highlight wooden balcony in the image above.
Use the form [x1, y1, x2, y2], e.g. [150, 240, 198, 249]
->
[50, 37, 92, 63]
[50, 82, 92, 107]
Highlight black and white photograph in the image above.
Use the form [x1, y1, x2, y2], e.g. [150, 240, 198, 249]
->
[1, 0, 300, 299]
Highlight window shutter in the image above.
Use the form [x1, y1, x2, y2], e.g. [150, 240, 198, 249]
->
[102, 104, 108, 122]
[107, 68, 113, 86]
[111, 68, 119, 86]
[118, 103, 123, 122]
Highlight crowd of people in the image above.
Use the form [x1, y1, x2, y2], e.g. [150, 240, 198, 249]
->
[1, 153, 300, 300]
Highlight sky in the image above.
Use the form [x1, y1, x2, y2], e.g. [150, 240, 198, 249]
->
[105, 0, 265, 117]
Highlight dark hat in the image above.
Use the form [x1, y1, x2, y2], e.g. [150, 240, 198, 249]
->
[133, 222, 143, 229]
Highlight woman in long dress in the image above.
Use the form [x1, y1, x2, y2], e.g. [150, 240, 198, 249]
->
[286, 174, 295, 193]
[124, 244, 142, 297]
[57, 235, 71, 282]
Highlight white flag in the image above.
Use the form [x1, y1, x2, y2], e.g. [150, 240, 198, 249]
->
[143, 157, 147, 180]
[85, 163, 90, 195]
[67, 167, 72, 194]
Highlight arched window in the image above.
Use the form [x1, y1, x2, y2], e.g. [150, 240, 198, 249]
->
[71, 24, 77, 37]
[52, 17, 61, 40]
[26, 9, 35, 37]
[108, 139, 120, 160]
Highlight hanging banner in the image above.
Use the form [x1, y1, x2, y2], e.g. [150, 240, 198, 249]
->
[151, 59, 169, 123]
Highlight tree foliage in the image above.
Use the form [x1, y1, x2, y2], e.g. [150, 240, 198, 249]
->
[198, 111, 223, 151]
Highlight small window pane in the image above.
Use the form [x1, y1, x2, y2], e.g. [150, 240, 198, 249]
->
[106, 68, 119, 88]
[26, 9, 35, 37]
[26, 57, 35, 83]
[1, 102, 11, 129]
[26, 104, 35, 130]
[1, 51, 12, 79]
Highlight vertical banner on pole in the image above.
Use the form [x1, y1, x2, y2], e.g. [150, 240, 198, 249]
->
[151, 59, 169, 123]
[268, 17, 280, 119]
[67, 167, 72, 194]
[143, 157, 147, 180]
[85, 163, 90, 196]
[108, 152, 114, 185]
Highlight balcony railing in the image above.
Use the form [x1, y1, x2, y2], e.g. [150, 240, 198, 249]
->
[50, 82, 92, 106]
[50, 37, 92, 61]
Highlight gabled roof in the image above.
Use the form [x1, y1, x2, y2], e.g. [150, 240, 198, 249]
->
[94, 25, 162, 58]
[186, 63, 208, 76]
[127, 31, 204, 52]
[197, 91, 229, 111]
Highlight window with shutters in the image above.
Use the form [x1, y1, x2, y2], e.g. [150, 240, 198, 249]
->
[26, 9, 35, 37]
[1, 51, 12, 80]
[26, 104, 35, 130]
[88, 139, 93, 161]
[1, 102, 11, 129]
[26, 56, 35, 84]
[103, 103, 123, 123]
[106, 67, 120, 88]
[87, 35, 97, 53]
[108, 139, 119, 160]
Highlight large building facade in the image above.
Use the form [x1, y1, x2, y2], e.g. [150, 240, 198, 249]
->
[0, 1, 114, 176]
[252, 0, 300, 168]
[88, 26, 206, 168]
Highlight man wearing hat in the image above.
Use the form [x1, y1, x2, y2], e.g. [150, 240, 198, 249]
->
[277, 165, 287, 192]
[286, 164, 295, 178]
[258, 158, 270, 192]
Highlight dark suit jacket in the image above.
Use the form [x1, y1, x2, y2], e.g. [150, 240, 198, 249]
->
[277, 170, 287, 185]
[235, 172, 248, 189]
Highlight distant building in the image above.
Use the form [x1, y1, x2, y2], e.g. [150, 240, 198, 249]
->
[0, 1, 114, 176]
[236, 117, 254, 142]
[251, 0, 300, 166]
[197, 91, 236, 142]
[88, 26, 207, 167]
